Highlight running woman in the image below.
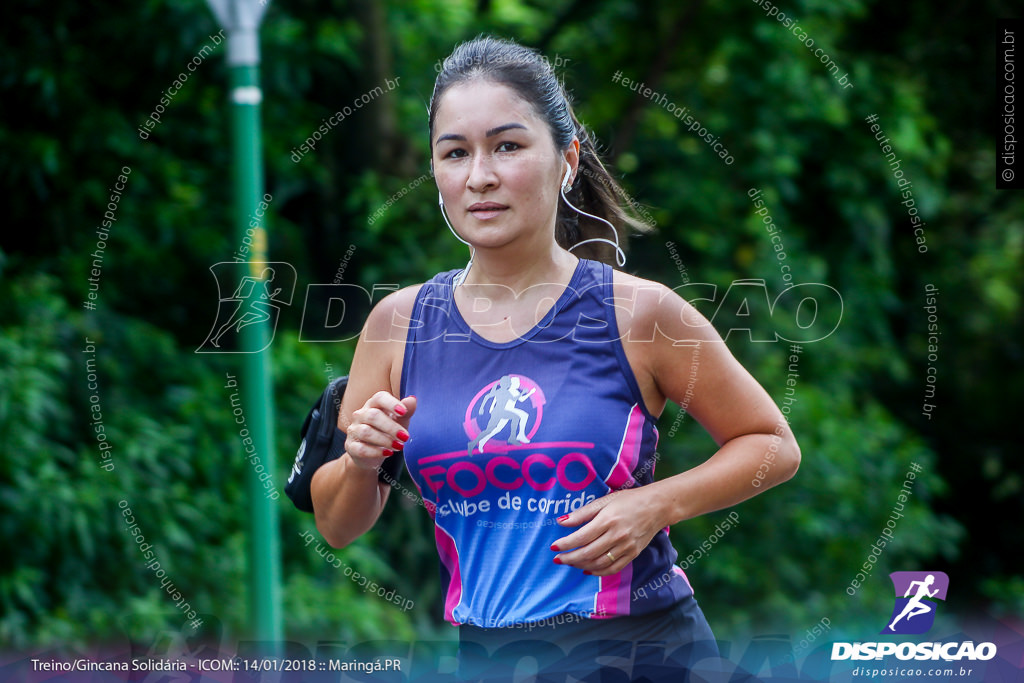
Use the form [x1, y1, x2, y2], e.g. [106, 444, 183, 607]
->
[311, 36, 800, 681]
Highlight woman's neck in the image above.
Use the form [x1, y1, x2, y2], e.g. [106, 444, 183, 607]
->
[461, 244, 578, 300]
[454, 245, 580, 344]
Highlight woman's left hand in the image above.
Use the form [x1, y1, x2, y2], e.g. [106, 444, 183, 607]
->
[550, 487, 669, 576]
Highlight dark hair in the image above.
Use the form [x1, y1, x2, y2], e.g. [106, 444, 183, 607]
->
[428, 36, 650, 265]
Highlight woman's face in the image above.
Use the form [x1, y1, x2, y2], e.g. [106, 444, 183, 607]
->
[432, 79, 576, 253]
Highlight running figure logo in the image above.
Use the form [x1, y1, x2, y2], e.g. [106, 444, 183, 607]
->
[198, 262, 296, 353]
[465, 374, 546, 455]
[882, 571, 949, 635]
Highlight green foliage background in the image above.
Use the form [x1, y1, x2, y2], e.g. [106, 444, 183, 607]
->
[1, 0, 1020, 659]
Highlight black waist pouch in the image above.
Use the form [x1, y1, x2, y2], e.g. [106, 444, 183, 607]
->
[285, 375, 404, 512]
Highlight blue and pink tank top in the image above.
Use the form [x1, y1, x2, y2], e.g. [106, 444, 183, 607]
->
[400, 258, 693, 627]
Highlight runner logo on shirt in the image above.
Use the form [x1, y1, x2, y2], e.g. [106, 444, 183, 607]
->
[465, 374, 546, 455]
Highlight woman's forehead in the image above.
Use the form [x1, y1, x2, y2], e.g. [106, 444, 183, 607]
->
[433, 80, 543, 136]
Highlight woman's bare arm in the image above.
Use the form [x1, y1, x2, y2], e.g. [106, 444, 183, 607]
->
[310, 286, 421, 548]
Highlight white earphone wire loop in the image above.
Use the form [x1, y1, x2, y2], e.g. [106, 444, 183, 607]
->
[439, 192, 474, 287]
[559, 179, 627, 267]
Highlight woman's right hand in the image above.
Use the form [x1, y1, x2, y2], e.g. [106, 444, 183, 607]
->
[342, 391, 417, 472]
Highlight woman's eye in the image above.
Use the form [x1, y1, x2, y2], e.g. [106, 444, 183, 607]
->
[496, 142, 520, 153]
[443, 148, 468, 159]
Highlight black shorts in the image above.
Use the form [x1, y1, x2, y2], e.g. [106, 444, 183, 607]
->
[456, 594, 722, 682]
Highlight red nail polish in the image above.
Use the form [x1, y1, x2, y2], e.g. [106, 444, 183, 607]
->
[550, 544, 559, 551]
[382, 449, 394, 457]
[392, 440, 404, 450]
[397, 429, 410, 442]
[557, 514, 570, 523]
[553, 557, 562, 565]
[394, 403, 407, 416]
[583, 570, 592, 576]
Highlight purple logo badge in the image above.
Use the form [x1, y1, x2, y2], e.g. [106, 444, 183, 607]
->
[882, 571, 949, 634]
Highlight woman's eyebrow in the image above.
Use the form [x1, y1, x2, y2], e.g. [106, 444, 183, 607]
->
[435, 122, 528, 145]
[485, 122, 528, 137]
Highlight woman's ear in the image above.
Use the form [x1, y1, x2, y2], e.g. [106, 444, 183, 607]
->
[562, 137, 581, 187]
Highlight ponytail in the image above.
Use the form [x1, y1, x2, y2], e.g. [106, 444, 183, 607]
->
[556, 110, 652, 263]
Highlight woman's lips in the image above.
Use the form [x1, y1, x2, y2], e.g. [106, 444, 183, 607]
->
[467, 202, 508, 220]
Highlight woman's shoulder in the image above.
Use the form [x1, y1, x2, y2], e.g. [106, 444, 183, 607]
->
[609, 267, 664, 291]
[608, 268, 672, 314]
[608, 267, 713, 344]
[363, 268, 461, 337]
[375, 283, 424, 312]
[365, 284, 422, 338]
